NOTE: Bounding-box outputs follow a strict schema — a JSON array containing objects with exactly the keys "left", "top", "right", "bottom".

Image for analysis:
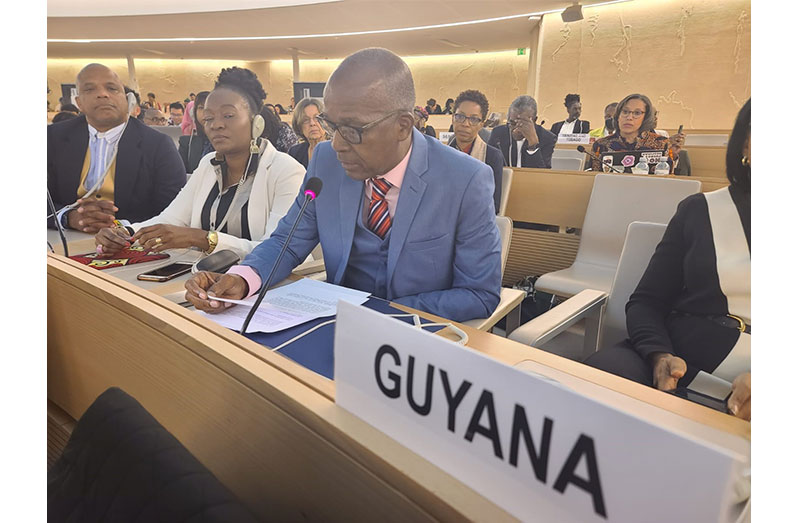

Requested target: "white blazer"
[{"left": 133, "top": 140, "right": 306, "bottom": 259}]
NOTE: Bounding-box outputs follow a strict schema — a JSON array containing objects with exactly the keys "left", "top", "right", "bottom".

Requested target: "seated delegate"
[
  {"left": 585, "top": 99, "right": 752, "bottom": 420},
  {"left": 47, "top": 63, "right": 186, "bottom": 231},
  {"left": 447, "top": 89, "right": 504, "bottom": 213},
  {"left": 488, "top": 94, "right": 556, "bottom": 169},
  {"left": 589, "top": 93, "right": 670, "bottom": 172},
  {"left": 94, "top": 67, "right": 305, "bottom": 260},
  {"left": 185, "top": 48, "right": 502, "bottom": 323},
  {"left": 550, "top": 93, "right": 590, "bottom": 136},
  {"left": 178, "top": 90, "right": 213, "bottom": 174},
  {"left": 287, "top": 97, "right": 329, "bottom": 168}
]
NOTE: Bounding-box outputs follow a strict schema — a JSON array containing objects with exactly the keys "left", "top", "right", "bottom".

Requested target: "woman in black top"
[
  {"left": 441, "top": 98, "right": 454, "bottom": 115},
  {"left": 585, "top": 99, "right": 751, "bottom": 420},
  {"left": 178, "top": 91, "right": 212, "bottom": 174}
]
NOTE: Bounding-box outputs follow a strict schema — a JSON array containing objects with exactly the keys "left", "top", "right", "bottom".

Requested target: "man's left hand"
[
  {"left": 727, "top": 372, "right": 751, "bottom": 421},
  {"left": 669, "top": 131, "right": 686, "bottom": 154}
]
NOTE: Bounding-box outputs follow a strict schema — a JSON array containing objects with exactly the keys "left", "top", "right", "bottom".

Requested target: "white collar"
[{"left": 87, "top": 118, "right": 127, "bottom": 143}]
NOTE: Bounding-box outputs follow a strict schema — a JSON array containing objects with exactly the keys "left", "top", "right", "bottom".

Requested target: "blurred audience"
[{"left": 288, "top": 97, "right": 329, "bottom": 168}]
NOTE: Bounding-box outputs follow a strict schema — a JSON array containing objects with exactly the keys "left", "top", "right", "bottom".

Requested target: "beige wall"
[
  {"left": 534, "top": 0, "right": 751, "bottom": 130},
  {"left": 48, "top": 0, "right": 750, "bottom": 128},
  {"left": 48, "top": 51, "right": 530, "bottom": 115}
]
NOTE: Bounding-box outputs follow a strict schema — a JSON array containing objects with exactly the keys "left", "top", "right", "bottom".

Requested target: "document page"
[{"left": 199, "top": 279, "right": 370, "bottom": 333}]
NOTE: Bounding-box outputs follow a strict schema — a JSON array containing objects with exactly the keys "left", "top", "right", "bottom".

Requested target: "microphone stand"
[
  {"left": 48, "top": 189, "right": 69, "bottom": 257},
  {"left": 240, "top": 192, "right": 315, "bottom": 334}
]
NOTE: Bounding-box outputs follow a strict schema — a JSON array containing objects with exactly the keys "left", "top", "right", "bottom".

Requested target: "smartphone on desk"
[
  {"left": 667, "top": 387, "right": 729, "bottom": 414},
  {"left": 137, "top": 262, "right": 193, "bottom": 282}
]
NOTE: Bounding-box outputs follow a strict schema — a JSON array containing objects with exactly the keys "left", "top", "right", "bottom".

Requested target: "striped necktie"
[
  {"left": 367, "top": 178, "right": 392, "bottom": 239},
  {"left": 85, "top": 133, "right": 109, "bottom": 191}
]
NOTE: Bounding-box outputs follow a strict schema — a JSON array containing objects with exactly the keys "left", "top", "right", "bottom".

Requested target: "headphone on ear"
[
  {"left": 127, "top": 92, "right": 137, "bottom": 114},
  {"left": 251, "top": 114, "right": 265, "bottom": 141}
]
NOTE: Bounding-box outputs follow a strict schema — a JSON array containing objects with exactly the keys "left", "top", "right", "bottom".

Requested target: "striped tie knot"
[{"left": 367, "top": 177, "right": 392, "bottom": 239}]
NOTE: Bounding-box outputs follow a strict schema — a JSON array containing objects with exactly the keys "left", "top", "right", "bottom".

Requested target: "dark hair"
[
  {"left": 190, "top": 92, "right": 196, "bottom": 96},
  {"left": 52, "top": 111, "right": 78, "bottom": 124},
  {"left": 426, "top": 98, "right": 436, "bottom": 106},
  {"left": 214, "top": 67, "right": 266, "bottom": 116},
  {"left": 147, "top": 92, "right": 156, "bottom": 98},
  {"left": 564, "top": 93, "right": 581, "bottom": 108},
  {"left": 604, "top": 102, "right": 618, "bottom": 113},
  {"left": 726, "top": 99, "right": 751, "bottom": 191},
  {"left": 274, "top": 103, "right": 288, "bottom": 114},
  {"left": 193, "top": 91, "right": 210, "bottom": 138},
  {"left": 260, "top": 105, "right": 283, "bottom": 144},
  {"left": 169, "top": 101, "right": 184, "bottom": 112},
  {"left": 453, "top": 89, "right": 490, "bottom": 120},
  {"left": 60, "top": 103, "right": 79, "bottom": 114},
  {"left": 444, "top": 98, "right": 454, "bottom": 108},
  {"left": 613, "top": 93, "right": 656, "bottom": 136}
]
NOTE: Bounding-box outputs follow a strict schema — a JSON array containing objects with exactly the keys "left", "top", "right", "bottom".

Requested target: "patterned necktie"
[
  {"left": 85, "top": 133, "right": 108, "bottom": 191},
  {"left": 367, "top": 178, "right": 392, "bottom": 239}
]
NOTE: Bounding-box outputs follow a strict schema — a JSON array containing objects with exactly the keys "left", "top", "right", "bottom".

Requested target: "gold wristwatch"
[{"left": 205, "top": 230, "right": 219, "bottom": 254}]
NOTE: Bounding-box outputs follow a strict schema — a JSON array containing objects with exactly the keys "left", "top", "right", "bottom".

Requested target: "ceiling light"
[{"left": 48, "top": 0, "right": 633, "bottom": 44}]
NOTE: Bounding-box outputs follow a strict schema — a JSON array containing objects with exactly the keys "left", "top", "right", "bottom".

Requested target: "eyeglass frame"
[
  {"left": 619, "top": 109, "right": 645, "bottom": 119},
  {"left": 452, "top": 112, "right": 485, "bottom": 127},
  {"left": 316, "top": 109, "right": 409, "bottom": 145}
]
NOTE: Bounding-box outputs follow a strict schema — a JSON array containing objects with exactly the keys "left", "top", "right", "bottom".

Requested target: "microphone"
[
  {"left": 577, "top": 145, "right": 623, "bottom": 173},
  {"left": 47, "top": 188, "right": 69, "bottom": 257},
  {"left": 240, "top": 177, "right": 323, "bottom": 334}
]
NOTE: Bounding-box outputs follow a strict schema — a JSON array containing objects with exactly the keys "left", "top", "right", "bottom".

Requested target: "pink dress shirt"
[{"left": 228, "top": 145, "right": 413, "bottom": 297}]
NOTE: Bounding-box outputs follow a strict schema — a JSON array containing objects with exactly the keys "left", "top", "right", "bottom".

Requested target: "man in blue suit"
[{"left": 185, "top": 48, "right": 501, "bottom": 322}]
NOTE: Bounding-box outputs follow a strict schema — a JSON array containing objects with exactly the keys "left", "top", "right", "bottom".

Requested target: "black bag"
[{"left": 496, "top": 276, "right": 560, "bottom": 331}]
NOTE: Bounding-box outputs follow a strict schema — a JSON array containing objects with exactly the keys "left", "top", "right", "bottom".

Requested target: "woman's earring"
[{"left": 741, "top": 156, "right": 750, "bottom": 167}]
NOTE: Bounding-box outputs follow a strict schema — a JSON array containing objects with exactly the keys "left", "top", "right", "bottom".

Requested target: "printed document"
[{"left": 199, "top": 278, "right": 370, "bottom": 333}]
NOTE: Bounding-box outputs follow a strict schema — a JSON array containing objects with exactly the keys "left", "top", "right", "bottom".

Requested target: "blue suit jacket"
[{"left": 240, "top": 128, "right": 502, "bottom": 322}]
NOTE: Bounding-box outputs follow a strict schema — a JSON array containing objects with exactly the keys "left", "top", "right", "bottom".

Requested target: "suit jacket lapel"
[
  {"left": 113, "top": 119, "right": 143, "bottom": 211},
  {"left": 333, "top": 169, "right": 363, "bottom": 284},
  {"left": 387, "top": 130, "right": 428, "bottom": 291},
  {"left": 61, "top": 117, "right": 90, "bottom": 199}
]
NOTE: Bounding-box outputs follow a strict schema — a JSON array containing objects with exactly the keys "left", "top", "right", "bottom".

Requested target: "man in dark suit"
[
  {"left": 488, "top": 95, "right": 556, "bottom": 169},
  {"left": 48, "top": 63, "right": 186, "bottom": 232},
  {"left": 185, "top": 48, "right": 502, "bottom": 322}
]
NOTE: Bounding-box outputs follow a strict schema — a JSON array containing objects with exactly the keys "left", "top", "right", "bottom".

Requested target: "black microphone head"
[
  {"left": 304, "top": 177, "right": 323, "bottom": 200},
  {"left": 577, "top": 145, "right": 586, "bottom": 153}
]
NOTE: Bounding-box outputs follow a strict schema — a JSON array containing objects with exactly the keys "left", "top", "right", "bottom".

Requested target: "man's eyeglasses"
[
  {"left": 316, "top": 110, "right": 407, "bottom": 144},
  {"left": 619, "top": 109, "right": 645, "bottom": 119},
  {"left": 453, "top": 113, "right": 484, "bottom": 126}
]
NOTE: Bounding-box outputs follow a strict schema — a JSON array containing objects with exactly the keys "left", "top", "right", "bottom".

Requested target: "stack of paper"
[{"left": 199, "top": 279, "right": 370, "bottom": 333}]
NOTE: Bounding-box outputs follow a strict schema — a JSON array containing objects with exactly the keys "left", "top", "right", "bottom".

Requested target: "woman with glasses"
[
  {"left": 288, "top": 97, "right": 329, "bottom": 168},
  {"left": 448, "top": 89, "right": 504, "bottom": 214},
  {"left": 589, "top": 93, "right": 670, "bottom": 172}
]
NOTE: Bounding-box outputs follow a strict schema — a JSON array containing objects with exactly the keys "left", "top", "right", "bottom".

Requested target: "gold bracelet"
[{"left": 205, "top": 230, "right": 218, "bottom": 254}]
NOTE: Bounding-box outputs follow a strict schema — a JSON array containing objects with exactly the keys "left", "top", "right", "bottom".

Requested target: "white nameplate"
[
  {"left": 334, "top": 302, "right": 749, "bottom": 522},
  {"left": 557, "top": 132, "right": 591, "bottom": 144},
  {"left": 439, "top": 131, "right": 454, "bottom": 144}
]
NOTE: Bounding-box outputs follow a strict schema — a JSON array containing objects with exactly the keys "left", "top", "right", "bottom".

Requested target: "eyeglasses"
[
  {"left": 316, "top": 110, "right": 407, "bottom": 144},
  {"left": 453, "top": 113, "right": 484, "bottom": 126},
  {"left": 619, "top": 109, "right": 645, "bottom": 119}
]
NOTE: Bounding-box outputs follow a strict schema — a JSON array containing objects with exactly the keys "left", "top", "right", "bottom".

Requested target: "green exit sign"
[{"left": 517, "top": 48, "right": 526, "bottom": 55}]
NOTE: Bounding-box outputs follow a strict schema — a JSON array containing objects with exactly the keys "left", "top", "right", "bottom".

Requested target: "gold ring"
[{"left": 154, "top": 237, "right": 163, "bottom": 245}]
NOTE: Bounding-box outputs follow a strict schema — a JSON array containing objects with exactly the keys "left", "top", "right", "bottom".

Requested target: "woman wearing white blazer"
[{"left": 94, "top": 67, "right": 304, "bottom": 260}]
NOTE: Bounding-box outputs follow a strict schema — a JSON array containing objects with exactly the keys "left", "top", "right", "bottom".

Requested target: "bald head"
[
  {"left": 326, "top": 48, "right": 415, "bottom": 112},
  {"left": 74, "top": 62, "right": 129, "bottom": 131},
  {"left": 76, "top": 63, "right": 121, "bottom": 93}
]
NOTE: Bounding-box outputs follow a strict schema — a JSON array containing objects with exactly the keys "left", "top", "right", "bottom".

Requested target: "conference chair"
[
  {"left": 551, "top": 148, "right": 586, "bottom": 169},
  {"left": 48, "top": 387, "right": 257, "bottom": 522},
  {"left": 509, "top": 222, "right": 666, "bottom": 360},
  {"left": 151, "top": 125, "right": 182, "bottom": 149},
  {"left": 499, "top": 167, "right": 513, "bottom": 216},
  {"left": 551, "top": 156, "right": 583, "bottom": 171},
  {"left": 534, "top": 174, "right": 700, "bottom": 298},
  {"left": 463, "top": 215, "right": 526, "bottom": 334}
]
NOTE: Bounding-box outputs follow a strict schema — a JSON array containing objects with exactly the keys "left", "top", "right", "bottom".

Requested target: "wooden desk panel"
[{"left": 47, "top": 254, "right": 511, "bottom": 522}]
